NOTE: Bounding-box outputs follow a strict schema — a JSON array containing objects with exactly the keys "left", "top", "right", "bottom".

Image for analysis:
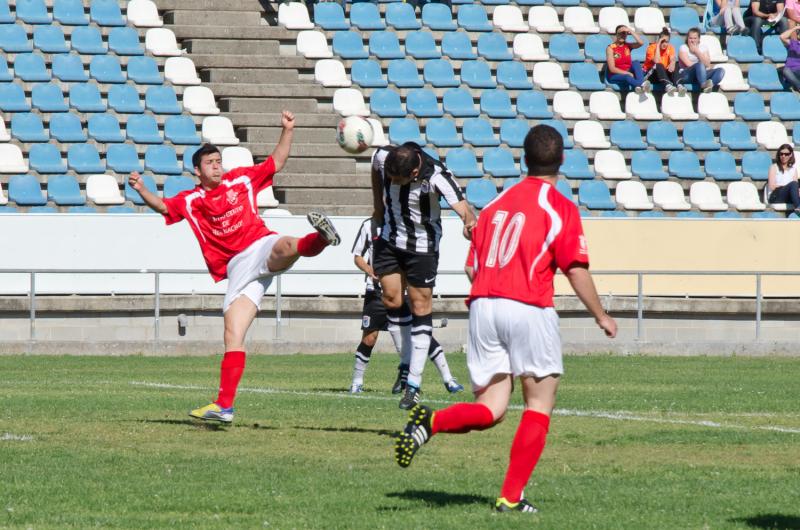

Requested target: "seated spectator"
[
  {"left": 710, "top": 0, "right": 747, "bottom": 34},
  {"left": 644, "top": 27, "right": 686, "bottom": 95},
  {"left": 767, "top": 144, "right": 800, "bottom": 210},
  {"left": 679, "top": 28, "right": 725, "bottom": 92},
  {"left": 786, "top": 0, "right": 800, "bottom": 27},
  {"left": 745, "top": 0, "right": 789, "bottom": 53},
  {"left": 780, "top": 25, "right": 800, "bottom": 91},
  {"left": 606, "top": 25, "right": 650, "bottom": 93}
]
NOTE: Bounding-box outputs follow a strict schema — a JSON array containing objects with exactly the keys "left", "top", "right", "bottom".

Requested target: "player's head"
[
  {"left": 385, "top": 143, "right": 423, "bottom": 185},
  {"left": 523, "top": 124, "right": 563, "bottom": 178},
  {"left": 192, "top": 143, "right": 223, "bottom": 185},
  {"left": 776, "top": 144, "right": 795, "bottom": 171}
]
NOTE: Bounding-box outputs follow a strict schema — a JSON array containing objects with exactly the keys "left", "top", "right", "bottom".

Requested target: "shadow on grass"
[
  {"left": 311, "top": 387, "right": 385, "bottom": 394},
  {"left": 293, "top": 424, "right": 398, "bottom": 437},
  {"left": 136, "top": 419, "right": 228, "bottom": 432},
  {"left": 731, "top": 514, "right": 800, "bottom": 529},
  {"left": 385, "top": 489, "right": 490, "bottom": 508}
]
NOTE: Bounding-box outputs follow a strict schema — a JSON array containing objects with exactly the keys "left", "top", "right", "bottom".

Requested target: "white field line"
[
  {"left": 1, "top": 433, "right": 33, "bottom": 442},
  {"left": 129, "top": 381, "right": 800, "bottom": 434}
]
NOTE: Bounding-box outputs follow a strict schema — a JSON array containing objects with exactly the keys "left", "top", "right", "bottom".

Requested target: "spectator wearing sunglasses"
[{"left": 767, "top": 144, "right": 800, "bottom": 210}]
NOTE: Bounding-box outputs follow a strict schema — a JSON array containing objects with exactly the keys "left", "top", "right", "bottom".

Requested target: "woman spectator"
[
  {"left": 606, "top": 25, "right": 650, "bottom": 93},
  {"left": 785, "top": 0, "right": 800, "bottom": 27},
  {"left": 767, "top": 144, "right": 800, "bottom": 210},
  {"left": 779, "top": 25, "right": 800, "bottom": 92},
  {"left": 679, "top": 28, "right": 725, "bottom": 92},
  {"left": 711, "top": 0, "right": 747, "bottom": 34},
  {"left": 644, "top": 27, "right": 686, "bottom": 95}
]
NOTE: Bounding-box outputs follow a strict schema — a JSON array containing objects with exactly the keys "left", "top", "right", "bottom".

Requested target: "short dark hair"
[
  {"left": 523, "top": 124, "right": 563, "bottom": 177},
  {"left": 686, "top": 27, "right": 701, "bottom": 40},
  {"left": 659, "top": 27, "right": 671, "bottom": 37},
  {"left": 192, "top": 143, "right": 220, "bottom": 169},
  {"left": 615, "top": 25, "right": 627, "bottom": 34},
  {"left": 384, "top": 143, "right": 421, "bottom": 180}
]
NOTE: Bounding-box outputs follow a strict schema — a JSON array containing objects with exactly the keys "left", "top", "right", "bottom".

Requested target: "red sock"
[
  {"left": 215, "top": 350, "right": 246, "bottom": 409},
  {"left": 296, "top": 232, "right": 328, "bottom": 257},
  {"left": 431, "top": 403, "right": 495, "bottom": 434},
  {"left": 499, "top": 410, "right": 550, "bottom": 503}
]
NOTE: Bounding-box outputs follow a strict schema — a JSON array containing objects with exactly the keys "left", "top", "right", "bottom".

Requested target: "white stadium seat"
[
  {"left": 528, "top": 6, "right": 564, "bottom": 33},
  {"left": 278, "top": 2, "right": 314, "bottom": 30},
  {"left": 0, "top": 144, "right": 28, "bottom": 172},
  {"left": 492, "top": 5, "right": 528, "bottom": 32},
  {"left": 700, "top": 35, "right": 728, "bottom": 62},
  {"left": 718, "top": 63, "right": 750, "bottom": 91},
  {"left": 314, "top": 59, "right": 351, "bottom": 87},
  {"left": 367, "top": 118, "right": 389, "bottom": 146},
  {"left": 589, "top": 91, "right": 626, "bottom": 120},
  {"left": 653, "top": 181, "right": 691, "bottom": 211},
  {"left": 0, "top": 117, "right": 10, "bottom": 142},
  {"left": 553, "top": 91, "right": 590, "bottom": 120},
  {"left": 697, "top": 93, "right": 735, "bottom": 120},
  {"left": 333, "top": 88, "right": 370, "bottom": 117},
  {"left": 661, "top": 93, "right": 699, "bottom": 120},
  {"left": 727, "top": 182, "right": 766, "bottom": 211},
  {"left": 615, "top": 181, "right": 654, "bottom": 210},
  {"left": 164, "top": 57, "right": 201, "bottom": 85},
  {"left": 756, "top": 122, "right": 791, "bottom": 150},
  {"left": 634, "top": 7, "right": 666, "bottom": 34},
  {"left": 594, "top": 150, "right": 632, "bottom": 179},
  {"left": 573, "top": 120, "right": 610, "bottom": 148},
  {"left": 257, "top": 186, "right": 280, "bottom": 208},
  {"left": 598, "top": 7, "right": 629, "bottom": 34},
  {"left": 625, "top": 92, "right": 662, "bottom": 120},
  {"left": 145, "top": 28, "right": 182, "bottom": 56},
  {"left": 126, "top": 0, "right": 163, "bottom": 27},
  {"left": 513, "top": 34, "right": 549, "bottom": 61},
  {"left": 297, "top": 30, "right": 333, "bottom": 59},
  {"left": 690, "top": 182, "right": 728, "bottom": 211},
  {"left": 86, "top": 175, "right": 125, "bottom": 205},
  {"left": 182, "top": 86, "right": 220, "bottom": 116},
  {"left": 221, "top": 146, "right": 254, "bottom": 172},
  {"left": 201, "top": 116, "right": 240, "bottom": 145},
  {"left": 533, "top": 62, "right": 569, "bottom": 89},
  {"left": 563, "top": 7, "right": 599, "bottom": 34},
  {"left": 0, "top": 183, "right": 7, "bottom": 205}
]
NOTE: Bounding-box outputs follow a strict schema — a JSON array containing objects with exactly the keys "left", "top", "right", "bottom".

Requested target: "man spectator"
[{"left": 745, "top": 0, "right": 789, "bottom": 54}]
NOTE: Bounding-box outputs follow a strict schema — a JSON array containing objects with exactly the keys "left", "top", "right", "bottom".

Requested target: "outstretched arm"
[
  {"left": 563, "top": 264, "right": 617, "bottom": 337},
  {"left": 129, "top": 172, "right": 167, "bottom": 215},
  {"left": 270, "top": 110, "right": 295, "bottom": 173},
  {"left": 451, "top": 200, "right": 477, "bottom": 240}
]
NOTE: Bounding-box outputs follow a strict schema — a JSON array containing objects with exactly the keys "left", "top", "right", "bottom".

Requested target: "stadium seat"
[
  {"left": 698, "top": 35, "right": 728, "bottom": 62},
  {"left": 461, "top": 60, "right": 497, "bottom": 88},
  {"left": 54, "top": 0, "right": 89, "bottom": 25},
  {"left": 164, "top": 57, "right": 201, "bottom": 85},
  {"left": 742, "top": 151, "right": 771, "bottom": 181},
  {"left": 277, "top": 1, "right": 313, "bottom": 29},
  {"left": 734, "top": 93, "right": 770, "bottom": 121},
  {"left": 0, "top": 0, "right": 12, "bottom": 22},
  {"left": 441, "top": 88, "right": 477, "bottom": 117},
  {"left": 33, "top": 26, "right": 69, "bottom": 53},
  {"left": 51, "top": 53, "right": 86, "bottom": 82},
  {"left": 351, "top": 3, "right": 384, "bottom": 30},
  {"left": 669, "top": 7, "right": 700, "bottom": 34},
  {"left": 69, "top": 84, "right": 106, "bottom": 112},
  {"left": 756, "top": 121, "right": 790, "bottom": 150},
  {"left": 763, "top": 35, "right": 787, "bottom": 62},
  {"left": 164, "top": 116, "right": 200, "bottom": 145},
  {"left": 386, "top": 2, "right": 420, "bottom": 30},
  {"left": 109, "top": 27, "right": 144, "bottom": 55},
  {"left": 0, "top": 144, "right": 28, "bottom": 172},
  {"left": 127, "top": 0, "right": 163, "bottom": 27},
  {"left": 533, "top": 62, "right": 569, "bottom": 89},
  {"left": 422, "top": 3, "right": 456, "bottom": 31},
  {"left": 389, "top": 119, "right": 425, "bottom": 145},
  {"left": 370, "top": 88, "right": 405, "bottom": 117},
  {"left": 11, "top": 113, "right": 48, "bottom": 142},
  {"left": 616, "top": 181, "right": 653, "bottom": 210},
  {"left": 683, "top": 121, "right": 721, "bottom": 150},
  {"left": 333, "top": 31, "right": 368, "bottom": 59},
  {"left": 502, "top": 177, "right": 520, "bottom": 191},
  {"left": 529, "top": 6, "right": 565, "bottom": 32},
  {"left": 48, "top": 174, "right": 85, "bottom": 206},
  {"left": 517, "top": 91, "right": 553, "bottom": 119},
  {"left": 215, "top": 147, "right": 253, "bottom": 174},
  {"left": 770, "top": 92, "right": 800, "bottom": 120},
  {"left": 8, "top": 174, "right": 46, "bottom": 206},
  {"left": 0, "top": 56, "right": 10, "bottom": 81},
  {"left": 638, "top": 210, "right": 666, "bottom": 218},
  {"left": 483, "top": 147, "right": 518, "bottom": 177},
  {"left": 549, "top": 34, "right": 584, "bottom": 62},
  {"left": 631, "top": 150, "right": 668, "bottom": 180},
  {"left": 610, "top": 121, "right": 646, "bottom": 149},
  {"left": 584, "top": 34, "right": 613, "bottom": 62},
  {"left": 589, "top": 92, "right": 626, "bottom": 120},
  {"left": 480, "top": 89, "right": 515, "bottom": 118},
  {"left": 351, "top": 59, "right": 387, "bottom": 88},
  {"left": 29, "top": 144, "right": 67, "bottom": 173},
  {"left": 0, "top": 82, "right": 30, "bottom": 112},
  {"left": 675, "top": 211, "right": 704, "bottom": 218},
  {"left": 426, "top": 118, "right": 462, "bottom": 147},
  {"left": 108, "top": 84, "right": 144, "bottom": 114},
  {"left": 0, "top": 23, "right": 32, "bottom": 52},
  {"left": 124, "top": 173, "right": 158, "bottom": 205},
  {"left": 633, "top": 7, "right": 666, "bottom": 34},
  {"left": 696, "top": 93, "right": 734, "bottom": 120},
  {"left": 513, "top": 34, "right": 548, "bottom": 61},
  {"left": 720, "top": 121, "right": 757, "bottom": 150},
  {"left": 146, "top": 86, "right": 181, "bottom": 114},
  {"left": 653, "top": 181, "right": 691, "bottom": 210},
  {"left": 91, "top": 0, "right": 125, "bottom": 25},
  {"left": 126, "top": 114, "right": 162, "bottom": 144},
  {"left": 563, "top": 6, "right": 599, "bottom": 33},
  {"left": 477, "top": 32, "right": 513, "bottom": 60},
  {"left": 541, "top": 119, "right": 574, "bottom": 148},
  {"left": 369, "top": 31, "right": 404, "bottom": 59},
  {"left": 68, "top": 145, "right": 104, "bottom": 173},
  {"left": 556, "top": 179, "right": 576, "bottom": 203},
  {"left": 647, "top": 122, "right": 684, "bottom": 150},
  {"left": 144, "top": 28, "right": 182, "bottom": 56},
  {"left": 466, "top": 179, "right": 498, "bottom": 208},
  {"left": 573, "top": 120, "right": 610, "bottom": 149},
  {"left": 405, "top": 31, "right": 441, "bottom": 59},
  {"left": 669, "top": 151, "right": 705, "bottom": 179},
  {"left": 446, "top": 148, "right": 483, "bottom": 177},
  {"left": 458, "top": 5, "right": 492, "bottom": 31},
  {"left": 315, "top": 59, "right": 350, "bottom": 87},
  {"left": 661, "top": 94, "right": 699, "bottom": 120},
  {"left": 314, "top": 3, "right": 348, "bottom": 30},
  {"left": 202, "top": 116, "right": 239, "bottom": 145},
  {"left": 491, "top": 61, "right": 528, "bottom": 90},
  {"left": 88, "top": 114, "right": 124, "bottom": 143},
  {"left": 420, "top": 61, "right": 457, "bottom": 89},
  {"left": 14, "top": 53, "right": 50, "bottom": 82},
  {"left": 553, "top": 91, "right": 590, "bottom": 120},
  {"left": 406, "top": 88, "right": 442, "bottom": 117},
  {"left": 70, "top": 26, "right": 106, "bottom": 54},
  {"left": 625, "top": 93, "right": 662, "bottom": 120},
  {"left": 297, "top": 30, "right": 332, "bottom": 59},
  {"left": 256, "top": 187, "right": 280, "bottom": 208},
  {"left": 560, "top": 149, "right": 594, "bottom": 179},
  {"left": 388, "top": 59, "right": 423, "bottom": 88},
  {"left": 442, "top": 31, "right": 477, "bottom": 59},
  {"left": 621, "top": 0, "right": 649, "bottom": 6},
  {"left": 715, "top": 211, "right": 743, "bottom": 218},
  {"left": 705, "top": 151, "right": 742, "bottom": 181},
  {"left": 751, "top": 211, "right": 781, "bottom": 218},
  {"left": 690, "top": 181, "right": 727, "bottom": 211},
  {"left": 333, "top": 88, "right": 369, "bottom": 117},
  {"left": 727, "top": 181, "right": 765, "bottom": 211},
  {"left": 367, "top": 118, "right": 388, "bottom": 147},
  {"left": 0, "top": 117, "right": 8, "bottom": 141},
  {"left": 499, "top": 119, "right": 529, "bottom": 148},
  {"left": 726, "top": 35, "right": 763, "bottom": 62},
  {"left": 493, "top": 5, "right": 527, "bottom": 32},
  {"left": 579, "top": 180, "right": 615, "bottom": 209},
  {"left": 716, "top": 64, "right": 749, "bottom": 91},
  {"left": 16, "top": 0, "right": 50, "bottom": 23},
  {"left": 748, "top": 63, "right": 783, "bottom": 90},
  {"left": 106, "top": 144, "right": 143, "bottom": 173},
  {"left": 90, "top": 55, "right": 125, "bottom": 83},
  {"left": 145, "top": 145, "right": 182, "bottom": 174},
  {"left": 568, "top": 63, "right": 605, "bottom": 91},
  {"left": 594, "top": 150, "right": 632, "bottom": 179},
  {"left": 598, "top": 7, "right": 629, "bottom": 33},
  {"left": 32, "top": 83, "right": 67, "bottom": 113},
  {"left": 107, "top": 206, "right": 137, "bottom": 214},
  {"left": 51, "top": 113, "right": 87, "bottom": 142},
  {"left": 86, "top": 174, "right": 125, "bottom": 205}
]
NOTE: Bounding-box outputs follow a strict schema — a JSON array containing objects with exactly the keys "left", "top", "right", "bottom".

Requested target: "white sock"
[
  {"left": 407, "top": 313, "right": 432, "bottom": 388},
  {"left": 428, "top": 338, "right": 453, "bottom": 383}
]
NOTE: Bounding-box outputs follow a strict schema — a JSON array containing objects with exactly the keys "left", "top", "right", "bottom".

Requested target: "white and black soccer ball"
[{"left": 336, "top": 116, "right": 374, "bottom": 154}]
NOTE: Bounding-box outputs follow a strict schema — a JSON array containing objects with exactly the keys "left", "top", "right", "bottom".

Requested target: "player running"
[
  {"left": 129, "top": 111, "right": 341, "bottom": 424},
  {"left": 349, "top": 217, "right": 463, "bottom": 395},
  {"left": 392, "top": 125, "right": 617, "bottom": 514}
]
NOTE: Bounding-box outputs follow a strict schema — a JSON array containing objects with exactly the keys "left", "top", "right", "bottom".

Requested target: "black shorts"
[
  {"left": 372, "top": 238, "right": 439, "bottom": 288},
  {"left": 361, "top": 290, "right": 388, "bottom": 331}
]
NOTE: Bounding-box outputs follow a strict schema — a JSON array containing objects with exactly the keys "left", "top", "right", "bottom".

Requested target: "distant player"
[
  {"left": 371, "top": 143, "right": 477, "bottom": 409},
  {"left": 129, "top": 111, "right": 341, "bottom": 424},
  {"left": 393, "top": 125, "right": 617, "bottom": 514},
  {"left": 349, "top": 217, "right": 463, "bottom": 395}
]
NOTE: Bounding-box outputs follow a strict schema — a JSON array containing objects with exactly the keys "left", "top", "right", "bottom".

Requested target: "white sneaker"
[
  {"left": 666, "top": 83, "right": 677, "bottom": 95},
  {"left": 634, "top": 85, "right": 643, "bottom": 95},
  {"left": 702, "top": 80, "right": 714, "bottom": 93},
  {"left": 678, "top": 84, "right": 687, "bottom": 97},
  {"left": 349, "top": 383, "right": 364, "bottom": 394},
  {"left": 642, "top": 80, "right": 652, "bottom": 94}
]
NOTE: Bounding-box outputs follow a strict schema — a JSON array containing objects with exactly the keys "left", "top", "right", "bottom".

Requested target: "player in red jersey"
[
  {"left": 129, "top": 111, "right": 341, "bottom": 424},
  {"left": 393, "top": 124, "right": 617, "bottom": 514}
]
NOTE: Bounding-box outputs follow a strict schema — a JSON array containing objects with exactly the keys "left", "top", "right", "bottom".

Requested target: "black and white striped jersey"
[
  {"left": 372, "top": 144, "right": 464, "bottom": 255},
  {"left": 351, "top": 217, "right": 379, "bottom": 292}
]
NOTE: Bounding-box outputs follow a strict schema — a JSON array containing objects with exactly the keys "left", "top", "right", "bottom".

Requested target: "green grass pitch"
[{"left": 1, "top": 354, "right": 799, "bottom": 529}]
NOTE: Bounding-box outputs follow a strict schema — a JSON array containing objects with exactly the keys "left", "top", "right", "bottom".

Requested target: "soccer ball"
[{"left": 336, "top": 116, "right": 374, "bottom": 154}]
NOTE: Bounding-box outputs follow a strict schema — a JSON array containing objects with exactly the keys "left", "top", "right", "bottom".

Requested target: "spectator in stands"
[
  {"left": 744, "top": 0, "right": 788, "bottom": 54},
  {"left": 711, "top": 0, "right": 747, "bottom": 34},
  {"left": 679, "top": 28, "right": 725, "bottom": 92},
  {"left": 767, "top": 144, "right": 800, "bottom": 210},
  {"left": 643, "top": 27, "right": 686, "bottom": 96},
  {"left": 785, "top": 0, "right": 800, "bottom": 27},
  {"left": 606, "top": 25, "right": 650, "bottom": 93},
  {"left": 780, "top": 25, "right": 800, "bottom": 91}
]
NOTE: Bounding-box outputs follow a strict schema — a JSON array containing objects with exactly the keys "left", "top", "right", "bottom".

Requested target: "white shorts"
[
  {"left": 223, "top": 234, "right": 283, "bottom": 313},
  {"left": 467, "top": 298, "right": 562, "bottom": 391}
]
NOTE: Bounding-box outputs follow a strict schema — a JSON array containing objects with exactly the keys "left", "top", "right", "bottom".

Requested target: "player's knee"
[
  {"left": 409, "top": 298, "right": 432, "bottom": 315},
  {"left": 362, "top": 331, "right": 379, "bottom": 347},
  {"left": 382, "top": 294, "right": 403, "bottom": 310},
  {"left": 272, "top": 237, "right": 295, "bottom": 259}
]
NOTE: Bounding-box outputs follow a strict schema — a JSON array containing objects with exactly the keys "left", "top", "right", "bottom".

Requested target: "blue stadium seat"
[
  {"left": 90, "top": 55, "right": 125, "bottom": 83},
  {"left": 517, "top": 0, "right": 545, "bottom": 4},
  {"left": 70, "top": 26, "right": 106, "bottom": 54},
  {"left": 50, "top": 113, "right": 87, "bottom": 142},
  {"left": 497, "top": 61, "right": 532, "bottom": 89},
  {"left": 406, "top": 88, "right": 443, "bottom": 117},
  {"left": 727, "top": 35, "right": 763, "bottom": 62},
  {"left": 145, "top": 145, "right": 182, "bottom": 175},
  {"left": 569, "top": 63, "right": 605, "bottom": 90},
  {"left": 517, "top": 91, "right": 553, "bottom": 119},
  {"left": 579, "top": 180, "right": 615, "bottom": 209},
  {"left": 32, "top": 83, "right": 68, "bottom": 112},
  {"left": 638, "top": 211, "right": 666, "bottom": 217},
  {"left": 442, "top": 87, "right": 479, "bottom": 117},
  {"left": 714, "top": 211, "right": 742, "bottom": 219},
  {"left": 405, "top": 31, "right": 441, "bottom": 59},
  {"left": 126, "top": 56, "right": 163, "bottom": 84},
  {"left": 9, "top": 175, "right": 46, "bottom": 206},
  {"left": 17, "top": 0, "right": 50, "bottom": 23},
  {"left": 586, "top": 0, "right": 615, "bottom": 5},
  {"left": 11, "top": 113, "right": 48, "bottom": 142},
  {"left": 351, "top": 3, "right": 385, "bottom": 30},
  {"left": 33, "top": 26, "right": 69, "bottom": 53},
  {"left": 549, "top": 34, "right": 584, "bottom": 62},
  {"left": 88, "top": 114, "right": 124, "bottom": 142},
  {"left": 502, "top": 177, "right": 520, "bottom": 191},
  {"left": 601, "top": 210, "right": 628, "bottom": 218},
  {"left": 426, "top": 118, "right": 462, "bottom": 147},
  {"left": 0, "top": 206, "right": 19, "bottom": 213},
  {"left": 499, "top": 119, "right": 529, "bottom": 148},
  {"left": 125, "top": 173, "right": 158, "bottom": 205},
  {"left": 676, "top": 211, "right": 704, "bottom": 218},
  {"left": 146, "top": 86, "right": 181, "bottom": 114},
  {"left": 560, "top": 149, "right": 594, "bottom": 179},
  {"left": 0, "top": 82, "right": 30, "bottom": 111},
  {"left": 540, "top": 119, "right": 574, "bottom": 148},
  {"left": 29, "top": 144, "right": 67, "bottom": 173},
  {"left": 742, "top": 151, "right": 771, "bottom": 180},
  {"left": 0, "top": 0, "right": 11, "bottom": 23},
  {"left": 0, "top": 56, "right": 10, "bottom": 81},
  {"left": 720, "top": 121, "right": 757, "bottom": 150},
  {"left": 556, "top": 179, "right": 576, "bottom": 203},
  {"left": 751, "top": 211, "right": 780, "bottom": 218},
  {"left": 107, "top": 206, "right": 137, "bottom": 214},
  {"left": 109, "top": 27, "right": 144, "bottom": 55},
  {"left": 763, "top": 35, "right": 787, "bottom": 62},
  {"left": 477, "top": 32, "right": 512, "bottom": 60},
  {"left": 422, "top": 2, "right": 456, "bottom": 31},
  {"left": 631, "top": 150, "right": 668, "bottom": 180},
  {"left": 333, "top": 31, "right": 368, "bottom": 59},
  {"left": 369, "top": 31, "right": 404, "bottom": 59},
  {"left": 108, "top": 84, "right": 144, "bottom": 114},
  {"left": 705, "top": 151, "right": 742, "bottom": 181},
  {"left": 90, "top": 0, "right": 125, "bottom": 26},
  {"left": 387, "top": 59, "right": 424, "bottom": 88},
  {"left": 794, "top": 123, "right": 800, "bottom": 145},
  {"left": 183, "top": 148, "right": 199, "bottom": 172},
  {"left": 553, "top": 0, "right": 580, "bottom": 5},
  {"left": 668, "top": 151, "right": 705, "bottom": 179},
  {"left": 446, "top": 148, "right": 483, "bottom": 177},
  {"left": 670, "top": 7, "right": 701, "bottom": 34},
  {"left": 423, "top": 59, "right": 459, "bottom": 87},
  {"left": 647, "top": 122, "right": 684, "bottom": 150},
  {"left": 48, "top": 174, "right": 85, "bottom": 205},
  {"left": 734, "top": 93, "right": 770, "bottom": 121},
  {"left": 53, "top": 0, "right": 89, "bottom": 25},
  {"left": 466, "top": 179, "right": 498, "bottom": 208},
  {"left": 682, "top": 121, "right": 720, "bottom": 150},
  {"left": 69, "top": 83, "right": 106, "bottom": 112},
  {"left": 314, "top": 3, "right": 349, "bottom": 30},
  {"left": 423, "top": 147, "right": 441, "bottom": 161},
  {"left": 610, "top": 121, "right": 647, "bottom": 150},
  {"left": 585, "top": 34, "right": 613, "bottom": 62},
  {"left": 126, "top": 114, "right": 163, "bottom": 144},
  {"left": 106, "top": 144, "right": 143, "bottom": 173},
  {"left": 165, "top": 116, "right": 201, "bottom": 145},
  {"left": 657, "top": 0, "right": 686, "bottom": 6},
  {"left": 351, "top": 59, "right": 387, "bottom": 88},
  {"left": 386, "top": 2, "right": 421, "bottom": 30},
  {"left": 68, "top": 144, "right": 105, "bottom": 173},
  {"left": 14, "top": 53, "right": 50, "bottom": 81},
  {"left": 370, "top": 88, "right": 405, "bottom": 117},
  {"left": 480, "top": 89, "right": 516, "bottom": 118},
  {"left": 458, "top": 4, "right": 492, "bottom": 31},
  {"left": 749, "top": 64, "right": 783, "bottom": 90},
  {"left": 463, "top": 118, "right": 499, "bottom": 146},
  {"left": 442, "top": 31, "right": 477, "bottom": 59},
  {"left": 164, "top": 175, "right": 196, "bottom": 198},
  {"left": 770, "top": 92, "right": 800, "bottom": 120},
  {"left": 52, "top": 53, "right": 87, "bottom": 82},
  {"left": 389, "top": 119, "right": 425, "bottom": 145},
  {"left": 67, "top": 206, "right": 97, "bottom": 213},
  {"left": 460, "top": 60, "right": 497, "bottom": 88},
  {"left": 0, "top": 23, "right": 32, "bottom": 52}
]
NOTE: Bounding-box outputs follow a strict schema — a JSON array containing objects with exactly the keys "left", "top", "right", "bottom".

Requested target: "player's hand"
[
  {"left": 596, "top": 313, "right": 617, "bottom": 338},
  {"left": 281, "top": 110, "right": 295, "bottom": 131},
  {"left": 128, "top": 171, "right": 144, "bottom": 192},
  {"left": 462, "top": 219, "right": 476, "bottom": 240}
]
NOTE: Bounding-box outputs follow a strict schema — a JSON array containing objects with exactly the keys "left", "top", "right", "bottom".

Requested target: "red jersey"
[
  {"left": 610, "top": 42, "right": 632, "bottom": 72},
  {"left": 162, "top": 158, "right": 277, "bottom": 282},
  {"left": 468, "top": 177, "right": 589, "bottom": 308}
]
